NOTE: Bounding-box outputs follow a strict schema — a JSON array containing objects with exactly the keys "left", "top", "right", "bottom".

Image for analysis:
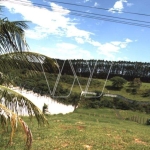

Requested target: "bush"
[
  {"left": 110, "top": 76, "right": 127, "bottom": 89},
  {"left": 99, "top": 97, "right": 113, "bottom": 108},
  {"left": 142, "top": 89, "right": 150, "bottom": 97},
  {"left": 42, "top": 103, "right": 48, "bottom": 114},
  {"left": 90, "top": 101, "right": 100, "bottom": 108},
  {"left": 146, "top": 119, "right": 150, "bottom": 125}
]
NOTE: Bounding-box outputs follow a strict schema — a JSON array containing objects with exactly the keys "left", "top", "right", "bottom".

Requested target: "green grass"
[
  {"left": 1, "top": 108, "right": 150, "bottom": 150},
  {"left": 62, "top": 77, "right": 150, "bottom": 101},
  {"left": 105, "top": 82, "right": 150, "bottom": 101},
  {"left": 53, "top": 74, "right": 150, "bottom": 101}
]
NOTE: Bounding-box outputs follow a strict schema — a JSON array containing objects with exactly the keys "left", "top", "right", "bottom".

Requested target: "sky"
[{"left": 1, "top": 0, "right": 150, "bottom": 62}]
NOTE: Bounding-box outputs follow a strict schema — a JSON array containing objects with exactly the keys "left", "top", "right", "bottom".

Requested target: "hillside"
[
  {"left": 1, "top": 108, "right": 150, "bottom": 150},
  {"left": 1, "top": 68, "right": 149, "bottom": 114}
]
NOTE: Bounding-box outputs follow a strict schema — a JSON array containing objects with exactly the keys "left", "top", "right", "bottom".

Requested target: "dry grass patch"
[
  {"left": 134, "top": 138, "right": 148, "bottom": 145},
  {"left": 83, "top": 144, "right": 92, "bottom": 150}
]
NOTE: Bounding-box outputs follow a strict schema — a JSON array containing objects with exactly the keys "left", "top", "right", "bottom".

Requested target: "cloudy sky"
[{"left": 1, "top": 0, "right": 150, "bottom": 62}]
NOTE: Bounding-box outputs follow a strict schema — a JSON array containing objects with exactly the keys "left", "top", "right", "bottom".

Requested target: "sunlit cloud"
[
  {"left": 96, "top": 38, "right": 133, "bottom": 60},
  {"left": 108, "top": 0, "right": 127, "bottom": 13}
]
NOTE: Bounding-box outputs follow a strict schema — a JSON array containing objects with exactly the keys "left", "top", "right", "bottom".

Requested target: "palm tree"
[{"left": 0, "top": 8, "right": 55, "bottom": 149}]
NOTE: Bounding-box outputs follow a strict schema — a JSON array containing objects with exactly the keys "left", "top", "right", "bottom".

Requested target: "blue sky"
[{"left": 1, "top": 0, "right": 150, "bottom": 62}]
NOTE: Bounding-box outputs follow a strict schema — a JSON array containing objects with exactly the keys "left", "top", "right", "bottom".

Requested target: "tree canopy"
[{"left": 110, "top": 76, "right": 127, "bottom": 89}]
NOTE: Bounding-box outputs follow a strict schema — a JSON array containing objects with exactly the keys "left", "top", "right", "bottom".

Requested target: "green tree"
[
  {"left": 110, "top": 76, "right": 127, "bottom": 89},
  {"left": 130, "top": 78, "right": 142, "bottom": 88},
  {"left": 70, "top": 92, "right": 80, "bottom": 110}
]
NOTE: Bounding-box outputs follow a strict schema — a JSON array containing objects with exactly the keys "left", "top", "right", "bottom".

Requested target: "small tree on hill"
[
  {"left": 110, "top": 76, "right": 127, "bottom": 89},
  {"left": 129, "top": 78, "right": 142, "bottom": 88}
]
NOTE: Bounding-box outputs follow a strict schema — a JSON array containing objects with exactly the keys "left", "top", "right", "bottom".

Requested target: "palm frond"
[
  {"left": 0, "top": 18, "right": 29, "bottom": 54},
  {"left": 0, "top": 52, "right": 58, "bottom": 75},
  {"left": 0, "top": 103, "right": 32, "bottom": 149},
  {"left": 0, "top": 85, "right": 48, "bottom": 148},
  {"left": 19, "top": 117, "right": 33, "bottom": 149},
  {"left": 0, "top": 85, "right": 48, "bottom": 125}
]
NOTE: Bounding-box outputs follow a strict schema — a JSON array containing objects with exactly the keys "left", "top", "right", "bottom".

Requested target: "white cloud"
[
  {"left": 95, "top": 38, "right": 133, "bottom": 60},
  {"left": 111, "top": 41, "right": 122, "bottom": 46},
  {"left": 1, "top": 0, "right": 134, "bottom": 60},
  {"left": 84, "top": 0, "right": 90, "bottom": 3},
  {"left": 76, "top": 37, "right": 133, "bottom": 60},
  {"left": 99, "top": 43, "right": 120, "bottom": 53},
  {"left": 38, "top": 43, "right": 93, "bottom": 59},
  {"left": 25, "top": 29, "right": 47, "bottom": 40},
  {"left": 108, "top": 0, "right": 127, "bottom": 13},
  {"left": 87, "top": 39, "right": 101, "bottom": 47},
  {"left": 50, "top": 3, "right": 70, "bottom": 15},
  {"left": 1, "top": 0, "right": 92, "bottom": 42},
  {"left": 66, "top": 25, "right": 91, "bottom": 39},
  {"left": 125, "top": 38, "right": 132, "bottom": 43},
  {"left": 56, "top": 43, "right": 77, "bottom": 50},
  {"left": 94, "top": 2, "right": 99, "bottom": 7},
  {"left": 75, "top": 37, "right": 85, "bottom": 44}
]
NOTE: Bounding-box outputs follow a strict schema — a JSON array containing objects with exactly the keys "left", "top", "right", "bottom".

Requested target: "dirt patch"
[
  {"left": 60, "top": 125, "right": 73, "bottom": 130},
  {"left": 76, "top": 121, "right": 84, "bottom": 125},
  {"left": 83, "top": 144, "right": 92, "bottom": 150},
  {"left": 61, "top": 143, "right": 68, "bottom": 148},
  {"left": 134, "top": 138, "right": 147, "bottom": 145},
  {"left": 106, "top": 134, "right": 111, "bottom": 137},
  {"left": 77, "top": 125, "right": 85, "bottom": 131},
  {"left": 60, "top": 125, "right": 85, "bottom": 131}
]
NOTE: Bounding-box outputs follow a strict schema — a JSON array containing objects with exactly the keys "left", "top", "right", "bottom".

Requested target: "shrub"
[
  {"left": 43, "top": 103, "right": 48, "bottom": 114},
  {"left": 110, "top": 76, "right": 127, "bottom": 89},
  {"left": 142, "top": 89, "right": 150, "bottom": 97},
  {"left": 146, "top": 119, "right": 150, "bottom": 125}
]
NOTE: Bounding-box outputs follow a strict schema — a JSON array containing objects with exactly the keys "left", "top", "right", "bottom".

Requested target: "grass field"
[{"left": 1, "top": 108, "right": 150, "bottom": 150}]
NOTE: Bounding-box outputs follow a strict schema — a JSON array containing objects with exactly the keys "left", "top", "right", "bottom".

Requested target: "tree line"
[
  {"left": 54, "top": 59, "right": 150, "bottom": 82},
  {"left": 3, "top": 57, "right": 150, "bottom": 82}
]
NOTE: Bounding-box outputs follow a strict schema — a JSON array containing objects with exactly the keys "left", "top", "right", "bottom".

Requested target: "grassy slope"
[{"left": 1, "top": 108, "right": 150, "bottom": 150}]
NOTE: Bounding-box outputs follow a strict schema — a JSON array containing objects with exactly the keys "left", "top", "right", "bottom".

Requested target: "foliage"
[
  {"left": 80, "top": 95, "right": 150, "bottom": 114},
  {"left": 129, "top": 78, "right": 142, "bottom": 88},
  {"left": 0, "top": 52, "right": 58, "bottom": 148},
  {"left": 0, "top": 86, "right": 48, "bottom": 148},
  {"left": 131, "top": 88, "right": 137, "bottom": 94},
  {"left": 54, "top": 59, "right": 150, "bottom": 82},
  {"left": 42, "top": 103, "right": 48, "bottom": 114},
  {"left": 110, "top": 76, "right": 127, "bottom": 89},
  {"left": 0, "top": 17, "right": 29, "bottom": 54},
  {"left": 146, "top": 118, "right": 150, "bottom": 125},
  {"left": 0, "top": 103, "right": 32, "bottom": 149},
  {"left": 142, "top": 89, "right": 150, "bottom": 97},
  {"left": 0, "top": 72, "right": 4, "bottom": 85}
]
